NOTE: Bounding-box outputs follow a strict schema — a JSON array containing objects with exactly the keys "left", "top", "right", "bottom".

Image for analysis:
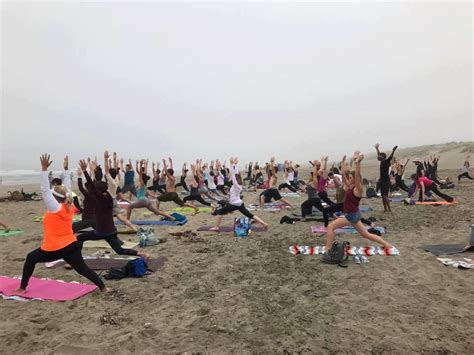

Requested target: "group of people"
[{"left": 9, "top": 147, "right": 472, "bottom": 294}]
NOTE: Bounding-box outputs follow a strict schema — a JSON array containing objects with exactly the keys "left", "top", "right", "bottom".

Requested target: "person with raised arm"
[
  {"left": 104, "top": 151, "right": 137, "bottom": 232},
  {"left": 120, "top": 158, "right": 137, "bottom": 198},
  {"left": 375, "top": 143, "right": 398, "bottom": 212},
  {"left": 458, "top": 159, "right": 473, "bottom": 182},
  {"left": 16, "top": 154, "right": 109, "bottom": 293},
  {"left": 278, "top": 160, "right": 298, "bottom": 193},
  {"left": 126, "top": 160, "right": 176, "bottom": 221},
  {"left": 300, "top": 161, "right": 325, "bottom": 221},
  {"left": 259, "top": 157, "right": 293, "bottom": 208},
  {"left": 210, "top": 158, "right": 268, "bottom": 231},
  {"left": 323, "top": 152, "right": 395, "bottom": 260},
  {"left": 174, "top": 163, "right": 190, "bottom": 192},
  {"left": 183, "top": 163, "right": 213, "bottom": 209},
  {"left": 315, "top": 156, "right": 335, "bottom": 206},
  {"left": 155, "top": 158, "right": 199, "bottom": 212},
  {"left": 76, "top": 159, "right": 147, "bottom": 256}
]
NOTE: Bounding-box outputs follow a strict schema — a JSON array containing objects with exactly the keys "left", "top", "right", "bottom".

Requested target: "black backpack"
[
  {"left": 280, "top": 215, "right": 297, "bottom": 224},
  {"left": 366, "top": 187, "right": 377, "bottom": 198},
  {"left": 322, "top": 241, "right": 350, "bottom": 267}
]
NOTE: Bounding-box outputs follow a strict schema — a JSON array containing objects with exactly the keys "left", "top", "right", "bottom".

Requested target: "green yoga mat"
[
  {"left": 33, "top": 215, "right": 81, "bottom": 222},
  {"left": 171, "top": 207, "right": 212, "bottom": 213},
  {"left": 0, "top": 229, "right": 24, "bottom": 237}
]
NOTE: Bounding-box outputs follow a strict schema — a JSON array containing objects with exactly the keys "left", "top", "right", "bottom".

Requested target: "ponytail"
[{"left": 65, "top": 193, "right": 74, "bottom": 212}]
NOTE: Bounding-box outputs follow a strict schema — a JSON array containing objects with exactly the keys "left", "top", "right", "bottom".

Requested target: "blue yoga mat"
[{"left": 115, "top": 220, "right": 185, "bottom": 226}]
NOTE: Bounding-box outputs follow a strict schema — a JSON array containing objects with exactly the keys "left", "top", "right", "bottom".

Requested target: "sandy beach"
[{"left": 1, "top": 164, "right": 473, "bottom": 354}]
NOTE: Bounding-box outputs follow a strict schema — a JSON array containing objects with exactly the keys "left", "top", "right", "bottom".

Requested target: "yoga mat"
[
  {"left": 171, "top": 207, "right": 212, "bottom": 213},
  {"left": 289, "top": 245, "right": 400, "bottom": 256},
  {"left": 115, "top": 220, "right": 186, "bottom": 226},
  {"left": 49, "top": 256, "right": 167, "bottom": 271},
  {"left": 311, "top": 226, "right": 386, "bottom": 234},
  {"left": 280, "top": 193, "right": 302, "bottom": 198},
  {"left": 83, "top": 240, "right": 139, "bottom": 249},
  {"left": 0, "top": 229, "right": 24, "bottom": 237},
  {"left": 197, "top": 226, "right": 265, "bottom": 233},
  {"left": 420, "top": 244, "right": 474, "bottom": 256},
  {"left": 116, "top": 229, "right": 137, "bottom": 235},
  {"left": 415, "top": 201, "right": 457, "bottom": 206},
  {"left": 0, "top": 276, "right": 97, "bottom": 301},
  {"left": 390, "top": 197, "right": 405, "bottom": 202},
  {"left": 290, "top": 214, "right": 324, "bottom": 222}
]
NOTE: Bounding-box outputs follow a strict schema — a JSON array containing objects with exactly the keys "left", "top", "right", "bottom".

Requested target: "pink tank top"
[
  {"left": 317, "top": 176, "right": 327, "bottom": 193},
  {"left": 343, "top": 188, "right": 361, "bottom": 213}
]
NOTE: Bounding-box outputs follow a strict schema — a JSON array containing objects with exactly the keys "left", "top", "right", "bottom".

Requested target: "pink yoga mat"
[
  {"left": 0, "top": 276, "right": 97, "bottom": 301},
  {"left": 197, "top": 226, "right": 265, "bottom": 233}
]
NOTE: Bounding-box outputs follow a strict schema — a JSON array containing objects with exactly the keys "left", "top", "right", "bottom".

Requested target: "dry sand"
[{"left": 1, "top": 164, "right": 474, "bottom": 353}]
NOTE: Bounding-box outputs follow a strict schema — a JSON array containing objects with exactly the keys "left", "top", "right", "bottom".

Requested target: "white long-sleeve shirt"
[
  {"left": 41, "top": 170, "right": 71, "bottom": 213},
  {"left": 229, "top": 165, "right": 243, "bottom": 206}
]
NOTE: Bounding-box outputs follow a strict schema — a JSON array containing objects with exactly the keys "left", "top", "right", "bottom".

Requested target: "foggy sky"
[{"left": 1, "top": 1, "right": 472, "bottom": 171}]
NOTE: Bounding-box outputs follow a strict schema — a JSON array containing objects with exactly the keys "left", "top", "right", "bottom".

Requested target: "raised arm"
[
  {"left": 229, "top": 157, "right": 240, "bottom": 187},
  {"left": 340, "top": 156, "right": 350, "bottom": 190},
  {"left": 76, "top": 168, "right": 88, "bottom": 196},
  {"left": 168, "top": 157, "right": 173, "bottom": 171},
  {"left": 40, "top": 154, "right": 61, "bottom": 213},
  {"left": 113, "top": 152, "right": 118, "bottom": 169},
  {"left": 387, "top": 145, "right": 398, "bottom": 161},
  {"left": 62, "top": 155, "right": 72, "bottom": 193},
  {"left": 374, "top": 143, "right": 381, "bottom": 156},
  {"left": 104, "top": 150, "right": 110, "bottom": 175},
  {"left": 353, "top": 153, "right": 364, "bottom": 197}
]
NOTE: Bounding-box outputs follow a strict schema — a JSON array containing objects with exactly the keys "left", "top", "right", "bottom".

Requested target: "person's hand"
[
  {"left": 392, "top": 146, "right": 398, "bottom": 151},
  {"left": 235, "top": 157, "right": 239, "bottom": 165},
  {"left": 63, "top": 155, "right": 69, "bottom": 170},
  {"left": 79, "top": 160, "right": 88, "bottom": 172},
  {"left": 90, "top": 160, "right": 97, "bottom": 171},
  {"left": 113, "top": 152, "right": 117, "bottom": 159},
  {"left": 357, "top": 154, "right": 365, "bottom": 163},
  {"left": 104, "top": 150, "right": 110, "bottom": 159},
  {"left": 374, "top": 143, "right": 380, "bottom": 149},
  {"left": 341, "top": 155, "right": 346, "bottom": 163},
  {"left": 40, "top": 154, "right": 53, "bottom": 171},
  {"left": 120, "top": 158, "right": 124, "bottom": 164},
  {"left": 76, "top": 168, "right": 83, "bottom": 177}
]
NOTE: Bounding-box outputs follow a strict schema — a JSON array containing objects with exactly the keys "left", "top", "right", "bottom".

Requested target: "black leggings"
[
  {"left": 175, "top": 181, "right": 189, "bottom": 192},
  {"left": 77, "top": 230, "right": 138, "bottom": 256},
  {"left": 458, "top": 172, "right": 473, "bottom": 181},
  {"left": 216, "top": 185, "right": 227, "bottom": 196},
  {"left": 395, "top": 175, "right": 410, "bottom": 193},
  {"left": 318, "top": 191, "right": 335, "bottom": 206},
  {"left": 322, "top": 203, "right": 344, "bottom": 227},
  {"left": 72, "top": 219, "right": 97, "bottom": 233},
  {"left": 183, "top": 194, "right": 211, "bottom": 206},
  {"left": 215, "top": 203, "right": 254, "bottom": 219},
  {"left": 20, "top": 242, "right": 105, "bottom": 290},
  {"left": 278, "top": 183, "right": 297, "bottom": 193},
  {"left": 422, "top": 184, "right": 454, "bottom": 203},
  {"left": 301, "top": 198, "right": 325, "bottom": 218}
]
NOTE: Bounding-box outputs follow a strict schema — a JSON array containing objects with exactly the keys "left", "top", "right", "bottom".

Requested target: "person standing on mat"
[
  {"left": 211, "top": 157, "right": 268, "bottom": 231},
  {"left": 315, "top": 156, "right": 336, "bottom": 206},
  {"left": 120, "top": 159, "right": 137, "bottom": 199},
  {"left": 374, "top": 143, "right": 398, "bottom": 212},
  {"left": 259, "top": 158, "right": 293, "bottom": 209},
  {"left": 77, "top": 159, "right": 149, "bottom": 256},
  {"left": 73, "top": 167, "right": 97, "bottom": 233},
  {"left": 174, "top": 163, "right": 190, "bottom": 192},
  {"left": 155, "top": 158, "right": 199, "bottom": 213},
  {"left": 16, "top": 154, "right": 109, "bottom": 293},
  {"left": 300, "top": 169, "right": 325, "bottom": 222},
  {"left": 323, "top": 152, "right": 395, "bottom": 259}
]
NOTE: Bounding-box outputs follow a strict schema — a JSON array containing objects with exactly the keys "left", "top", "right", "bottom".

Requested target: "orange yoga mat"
[{"left": 415, "top": 200, "right": 457, "bottom": 205}]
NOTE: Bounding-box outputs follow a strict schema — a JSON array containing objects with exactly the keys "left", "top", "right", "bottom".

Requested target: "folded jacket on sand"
[
  {"left": 437, "top": 257, "right": 474, "bottom": 269},
  {"left": 0, "top": 276, "right": 97, "bottom": 301}
]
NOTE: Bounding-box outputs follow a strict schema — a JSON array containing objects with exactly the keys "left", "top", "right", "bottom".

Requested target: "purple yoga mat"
[
  {"left": 197, "top": 226, "right": 265, "bottom": 233},
  {"left": 0, "top": 276, "right": 97, "bottom": 301}
]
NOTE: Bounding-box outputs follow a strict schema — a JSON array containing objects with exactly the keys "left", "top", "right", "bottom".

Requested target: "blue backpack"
[
  {"left": 234, "top": 217, "right": 251, "bottom": 238},
  {"left": 126, "top": 257, "right": 148, "bottom": 277},
  {"left": 170, "top": 212, "right": 188, "bottom": 225}
]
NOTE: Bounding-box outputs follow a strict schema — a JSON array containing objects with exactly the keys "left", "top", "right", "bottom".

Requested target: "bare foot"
[
  {"left": 101, "top": 287, "right": 113, "bottom": 293},
  {"left": 262, "top": 224, "right": 269, "bottom": 231},
  {"left": 209, "top": 226, "right": 220, "bottom": 232},
  {"left": 138, "top": 252, "right": 151, "bottom": 259},
  {"left": 13, "top": 288, "right": 26, "bottom": 294}
]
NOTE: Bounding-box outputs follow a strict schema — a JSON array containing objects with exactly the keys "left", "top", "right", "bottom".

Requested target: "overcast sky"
[{"left": 1, "top": 1, "right": 472, "bottom": 171}]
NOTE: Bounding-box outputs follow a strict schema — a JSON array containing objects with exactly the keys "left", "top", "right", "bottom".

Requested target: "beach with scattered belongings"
[{"left": 0, "top": 142, "right": 473, "bottom": 353}]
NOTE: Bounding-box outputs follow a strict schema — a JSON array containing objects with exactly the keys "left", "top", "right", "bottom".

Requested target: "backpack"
[
  {"left": 105, "top": 257, "right": 148, "bottom": 280},
  {"left": 234, "top": 217, "right": 251, "bottom": 237},
  {"left": 138, "top": 227, "right": 162, "bottom": 247},
  {"left": 322, "top": 241, "right": 350, "bottom": 267},
  {"left": 366, "top": 187, "right": 377, "bottom": 199}
]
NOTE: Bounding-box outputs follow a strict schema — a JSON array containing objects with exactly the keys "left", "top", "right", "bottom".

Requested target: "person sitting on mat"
[
  {"left": 211, "top": 157, "right": 268, "bottom": 231},
  {"left": 15, "top": 154, "right": 110, "bottom": 294},
  {"left": 323, "top": 152, "right": 394, "bottom": 259}
]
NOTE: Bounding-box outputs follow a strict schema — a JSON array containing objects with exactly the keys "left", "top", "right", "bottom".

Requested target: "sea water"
[{"left": 0, "top": 170, "right": 67, "bottom": 186}]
